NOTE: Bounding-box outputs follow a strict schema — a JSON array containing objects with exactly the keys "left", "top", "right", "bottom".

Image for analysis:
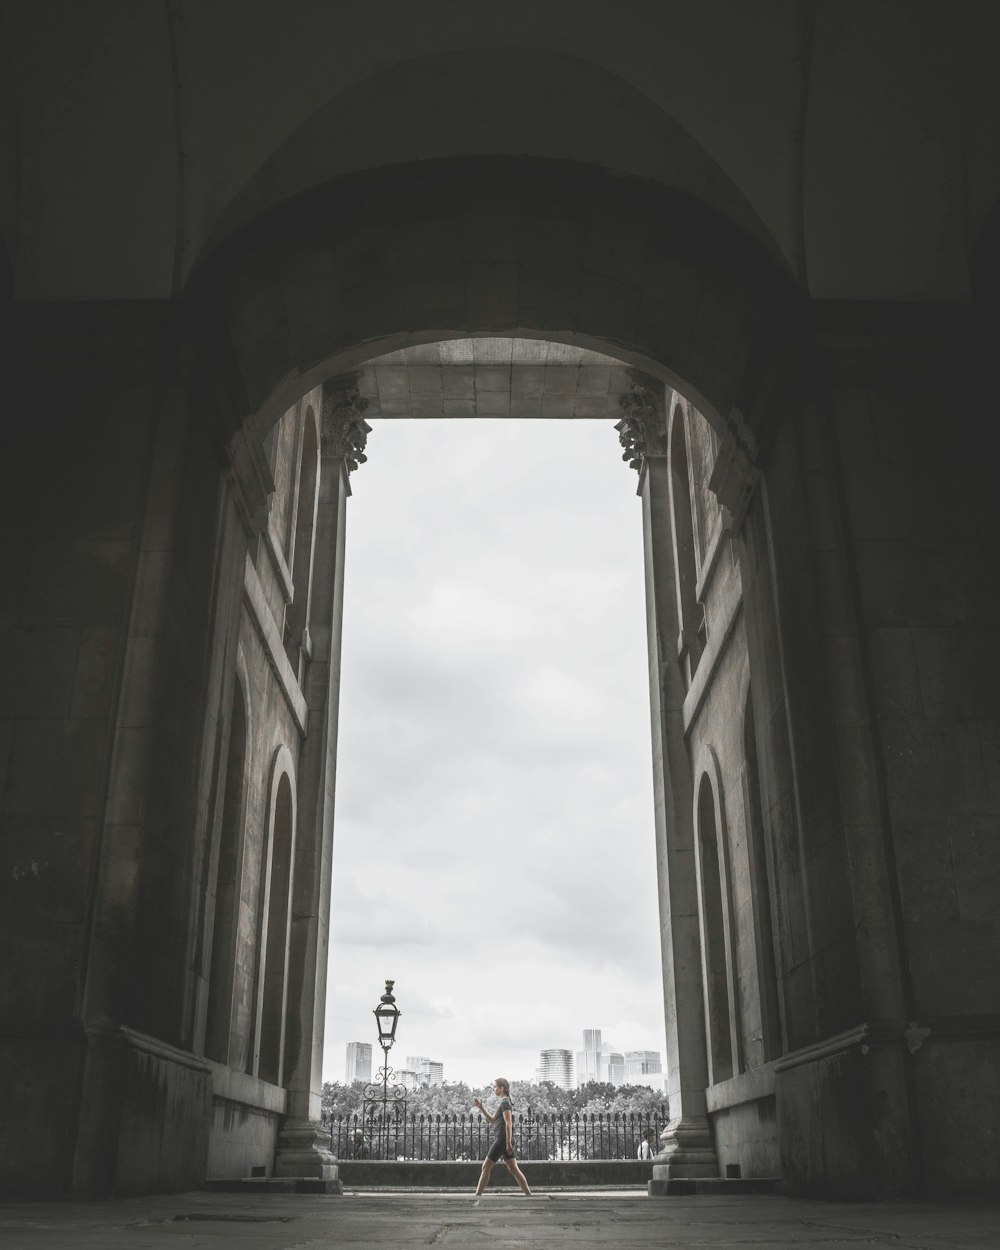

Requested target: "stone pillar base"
[
  {"left": 651, "top": 1116, "right": 719, "bottom": 1182},
  {"left": 274, "top": 1119, "right": 339, "bottom": 1183}
]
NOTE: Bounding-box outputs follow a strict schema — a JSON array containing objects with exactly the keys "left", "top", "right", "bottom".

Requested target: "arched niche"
[
  {"left": 205, "top": 650, "right": 252, "bottom": 1065},
  {"left": 693, "top": 749, "right": 744, "bottom": 1085},
  {"left": 284, "top": 404, "right": 320, "bottom": 680},
  {"left": 668, "top": 401, "right": 705, "bottom": 685},
  {"left": 739, "top": 671, "right": 784, "bottom": 1063},
  {"left": 255, "top": 745, "right": 297, "bottom": 1085}
]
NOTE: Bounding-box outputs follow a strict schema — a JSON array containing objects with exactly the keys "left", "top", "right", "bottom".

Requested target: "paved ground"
[{"left": 1, "top": 1191, "right": 998, "bottom": 1250}]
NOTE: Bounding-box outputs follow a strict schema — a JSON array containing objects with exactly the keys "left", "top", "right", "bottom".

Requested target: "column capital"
[
  {"left": 321, "top": 379, "right": 371, "bottom": 470},
  {"left": 614, "top": 382, "right": 667, "bottom": 472}
]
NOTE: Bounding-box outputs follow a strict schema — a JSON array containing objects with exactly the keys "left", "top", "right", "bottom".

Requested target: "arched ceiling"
[{"left": 1, "top": 0, "right": 996, "bottom": 304}]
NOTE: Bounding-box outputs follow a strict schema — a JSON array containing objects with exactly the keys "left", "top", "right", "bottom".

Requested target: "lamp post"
[{"left": 361, "top": 980, "right": 407, "bottom": 1159}]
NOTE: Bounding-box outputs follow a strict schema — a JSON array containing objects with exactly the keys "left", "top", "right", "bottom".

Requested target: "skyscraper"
[
  {"left": 345, "top": 1041, "right": 372, "bottom": 1085},
  {"left": 405, "top": 1056, "right": 444, "bottom": 1087},
  {"left": 538, "top": 1048, "right": 575, "bottom": 1089},
  {"left": 624, "top": 1050, "right": 663, "bottom": 1089}
]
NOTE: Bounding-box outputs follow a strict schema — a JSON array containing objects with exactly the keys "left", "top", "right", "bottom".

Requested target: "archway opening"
[{"left": 322, "top": 340, "right": 668, "bottom": 1097}]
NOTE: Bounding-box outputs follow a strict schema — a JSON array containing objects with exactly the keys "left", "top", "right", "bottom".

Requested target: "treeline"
[{"left": 322, "top": 1078, "right": 666, "bottom": 1123}]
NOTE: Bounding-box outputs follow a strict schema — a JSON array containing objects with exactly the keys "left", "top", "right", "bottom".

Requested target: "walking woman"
[{"left": 472, "top": 1077, "right": 533, "bottom": 1201}]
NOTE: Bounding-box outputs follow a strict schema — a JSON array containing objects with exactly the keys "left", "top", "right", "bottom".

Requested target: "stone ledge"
[
  {"left": 648, "top": 1177, "right": 780, "bottom": 1196},
  {"left": 204, "top": 1176, "right": 342, "bottom": 1195},
  {"left": 206, "top": 1058, "right": 287, "bottom": 1116}
]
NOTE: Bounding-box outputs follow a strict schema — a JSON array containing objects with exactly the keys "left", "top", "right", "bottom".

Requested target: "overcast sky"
[{"left": 323, "top": 417, "right": 665, "bottom": 1087}]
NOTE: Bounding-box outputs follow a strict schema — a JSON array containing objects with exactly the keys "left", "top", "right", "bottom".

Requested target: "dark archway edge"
[{"left": 187, "top": 156, "right": 806, "bottom": 456}]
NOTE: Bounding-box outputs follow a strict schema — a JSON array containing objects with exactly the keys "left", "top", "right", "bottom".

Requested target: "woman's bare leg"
[
  {"left": 504, "top": 1157, "right": 532, "bottom": 1196},
  {"left": 475, "top": 1158, "right": 494, "bottom": 1197}
]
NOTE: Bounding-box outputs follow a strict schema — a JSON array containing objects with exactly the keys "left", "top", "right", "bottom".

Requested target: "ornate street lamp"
[
  {"left": 361, "top": 980, "right": 407, "bottom": 1160},
  {"left": 374, "top": 979, "right": 401, "bottom": 1051}
]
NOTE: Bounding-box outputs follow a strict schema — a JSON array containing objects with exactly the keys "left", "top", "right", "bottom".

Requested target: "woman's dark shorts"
[{"left": 486, "top": 1138, "right": 515, "bottom": 1162}]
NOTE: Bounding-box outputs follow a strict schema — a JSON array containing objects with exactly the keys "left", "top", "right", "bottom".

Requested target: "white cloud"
[{"left": 325, "top": 419, "right": 665, "bottom": 1086}]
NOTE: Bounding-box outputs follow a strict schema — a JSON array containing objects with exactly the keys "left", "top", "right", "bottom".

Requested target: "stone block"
[
  {"left": 464, "top": 261, "right": 520, "bottom": 328},
  {"left": 907, "top": 919, "right": 1000, "bottom": 1015},
  {"left": 408, "top": 392, "right": 444, "bottom": 418},
  {"left": 913, "top": 1037, "right": 1000, "bottom": 1195},
  {"left": 403, "top": 264, "right": 465, "bottom": 319},
  {"left": 116, "top": 635, "right": 159, "bottom": 728},
  {"left": 831, "top": 388, "right": 875, "bottom": 463},
  {"left": 843, "top": 460, "right": 920, "bottom": 542},
  {"left": 475, "top": 389, "right": 510, "bottom": 417},
  {"left": 832, "top": 723, "right": 881, "bottom": 827},
  {"left": 1, "top": 717, "right": 108, "bottom": 818},
  {"left": 518, "top": 215, "right": 585, "bottom": 272},
  {"left": 582, "top": 221, "right": 650, "bottom": 290},
  {"left": 442, "top": 398, "right": 474, "bottom": 419},
  {"left": 0, "top": 922, "right": 83, "bottom": 1028},
  {"left": 880, "top": 718, "right": 989, "bottom": 821},
  {"left": 95, "top": 823, "right": 142, "bottom": 924},
  {"left": 0, "top": 814, "right": 95, "bottom": 925},
  {"left": 578, "top": 272, "right": 640, "bottom": 345},
  {"left": 38, "top": 456, "right": 146, "bottom": 545},
  {"left": 0, "top": 1035, "right": 83, "bottom": 1197},
  {"left": 893, "top": 821, "right": 959, "bottom": 923},
  {"left": 132, "top": 549, "right": 172, "bottom": 637},
  {"left": 24, "top": 540, "right": 134, "bottom": 628},
  {"left": 282, "top": 279, "right": 349, "bottom": 374},
  {"left": 46, "top": 380, "right": 155, "bottom": 467},
  {"left": 441, "top": 365, "right": 476, "bottom": 399},
  {"left": 912, "top": 627, "right": 1000, "bottom": 719},
  {"left": 853, "top": 542, "right": 966, "bottom": 628},
  {"left": 816, "top": 932, "right": 865, "bottom": 1035},
  {"left": 802, "top": 469, "right": 841, "bottom": 553},
  {"left": 517, "top": 263, "right": 582, "bottom": 317},
  {"left": 0, "top": 624, "right": 79, "bottom": 718},
  {"left": 776, "top": 1041, "right": 916, "bottom": 1198},
  {"left": 823, "top": 635, "right": 868, "bottom": 728},
  {"left": 0, "top": 542, "right": 30, "bottom": 624},
  {"left": 981, "top": 721, "right": 1000, "bottom": 813},
  {"left": 865, "top": 627, "right": 923, "bottom": 717},
  {"left": 853, "top": 923, "right": 907, "bottom": 1019},
  {"left": 474, "top": 365, "right": 511, "bottom": 392},
  {"left": 462, "top": 203, "right": 520, "bottom": 263},
  {"left": 950, "top": 817, "right": 1000, "bottom": 921}
]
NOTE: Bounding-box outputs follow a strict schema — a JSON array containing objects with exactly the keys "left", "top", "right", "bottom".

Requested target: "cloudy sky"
[{"left": 323, "top": 417, "right": 665, "bottom": 1087}]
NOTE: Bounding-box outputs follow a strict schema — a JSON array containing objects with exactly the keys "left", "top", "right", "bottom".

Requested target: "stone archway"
[{"left": 178, "top": 160, "right": 801, "bottom": 1186}]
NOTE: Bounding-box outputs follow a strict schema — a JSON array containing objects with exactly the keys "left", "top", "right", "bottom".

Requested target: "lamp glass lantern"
[{"left": 374, "top": 979, "right": 400, "bottom": 1052}]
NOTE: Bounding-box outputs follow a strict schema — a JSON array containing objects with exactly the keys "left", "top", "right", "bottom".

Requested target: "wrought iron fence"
[{"left": 330, "top": 1107, "right": 667, "bottom": 1161}]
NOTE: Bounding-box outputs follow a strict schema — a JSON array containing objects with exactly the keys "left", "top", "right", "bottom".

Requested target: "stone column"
[
  {"left": 617, "top": 387, "right": 719, "bottom": 1189},
  {"left": 274, "top": 381, "right": 370, "bottom": 1183}
]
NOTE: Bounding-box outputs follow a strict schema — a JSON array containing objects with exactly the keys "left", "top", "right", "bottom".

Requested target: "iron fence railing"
[{"left": 329, "top": 1107, "right": 667, "bottom": 1161}]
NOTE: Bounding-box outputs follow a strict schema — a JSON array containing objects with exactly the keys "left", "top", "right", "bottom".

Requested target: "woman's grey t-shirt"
[{"left": 493, "top": 1096, "right": 512, "bottom": 1141}]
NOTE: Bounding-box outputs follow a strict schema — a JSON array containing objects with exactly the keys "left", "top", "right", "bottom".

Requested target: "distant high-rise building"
[
  {"left": 624, "top": 1050, "right": 663, "bottom": 1089},
  {"left": 576, "top": 1029, "right": 604, "bottom": 1085},
  {"left": 608, "top": 1052, "right": 625, "bottom": 1086},
  {"left": 345, "top": 1041, "right": 372, "bottom": 1084},
  {"left": 406, "top": 1056, "right": 444, "bottom": 1087},
  {"left": 538, "top": 1048, "right": 575, "bottom": 1089}
]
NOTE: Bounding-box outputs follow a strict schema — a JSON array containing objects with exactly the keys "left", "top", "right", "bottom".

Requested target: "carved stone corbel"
[
  {"left": 321, "top": 379, "right": 372, "bottom": 470},
  {"left": 707, "top": 424, "right": 760, "bottom": 532},
  {"left": 614, "top": 382, "right": 667, "bottom": 472}
]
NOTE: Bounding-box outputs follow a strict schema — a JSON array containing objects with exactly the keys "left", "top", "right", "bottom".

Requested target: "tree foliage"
[{"left": 322, "top": 1078, "right": 666, "bottom": 1123}]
